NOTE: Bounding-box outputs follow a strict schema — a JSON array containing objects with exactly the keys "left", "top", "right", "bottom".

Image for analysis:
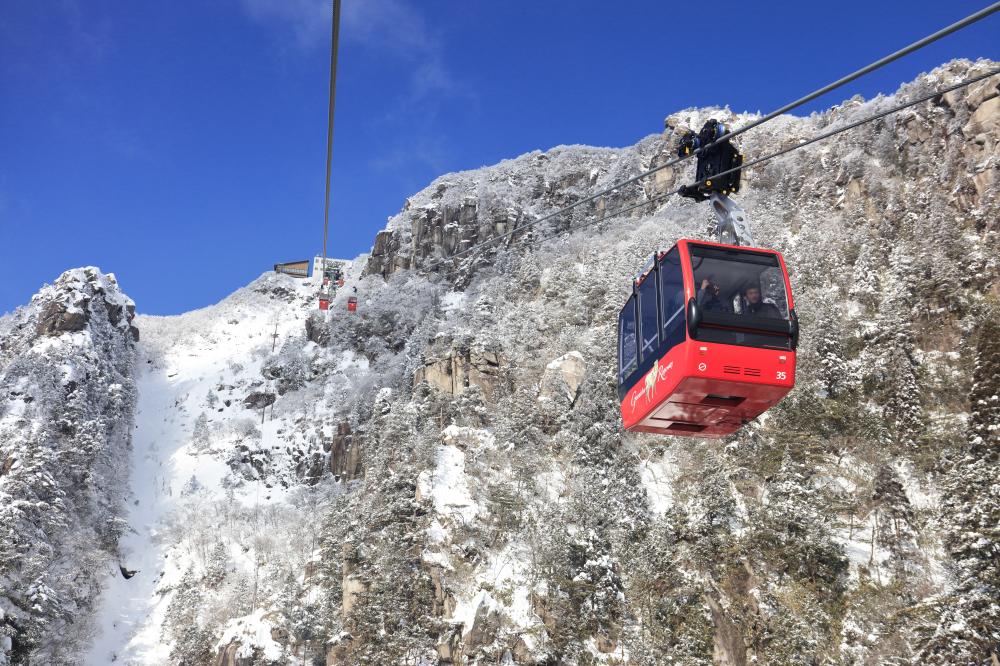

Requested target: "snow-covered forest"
[{"left": 1, "top": 59, "right": 998, "bottom": 665}]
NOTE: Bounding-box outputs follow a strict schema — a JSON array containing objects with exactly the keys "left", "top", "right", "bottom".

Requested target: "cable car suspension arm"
[{"left": 676, "top": 118, "right": 755, "bottom": 247}]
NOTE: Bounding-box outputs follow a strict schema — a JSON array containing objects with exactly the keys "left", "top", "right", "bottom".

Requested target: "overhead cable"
[
  {"left": 418, "top": 4, "right": 1000, "bottom": 273},
  {"left": 321, "top": 0, "right": 342, "bottom": 276},
  {"left": 503, "top": 69, "right": 1000, "bottom": 258}
]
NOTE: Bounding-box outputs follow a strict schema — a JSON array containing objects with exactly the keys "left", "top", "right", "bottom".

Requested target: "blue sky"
[{"left": 1, "top": 1, "right": 997, "bottom": 315}]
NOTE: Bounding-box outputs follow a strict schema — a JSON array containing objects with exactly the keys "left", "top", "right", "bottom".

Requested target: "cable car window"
[
  {"left": 697, "top": 327, "right": 792, "bottom": 351},
  {"left": 638, "top": 274, "right": 659, "bottom": 361},
  {"left": 618, "top": 296, "right": 638, "bottom": 384},
  {"left": 690, "top": 246, "right": 789, "bottom": 320},
  {"left": 659, "top": 248, "right": 685, "bottom": 347}
]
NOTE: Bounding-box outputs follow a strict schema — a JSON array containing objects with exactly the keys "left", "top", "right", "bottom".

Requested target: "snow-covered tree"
[{"left": 917, "top": 304, "right": 1000, "bottom": 664}]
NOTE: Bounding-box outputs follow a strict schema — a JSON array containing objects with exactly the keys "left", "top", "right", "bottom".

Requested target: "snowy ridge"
[{"left": 0, "top": 267, "right": 138, "bottom": 665}]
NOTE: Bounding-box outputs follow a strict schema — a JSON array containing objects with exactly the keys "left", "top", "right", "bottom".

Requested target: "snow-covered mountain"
[
  {"left": 0, "top": 269, "right": 138, "bottom": 663},
  {"left": 1, "top": 60, "right": 998, "bottom": 665}
]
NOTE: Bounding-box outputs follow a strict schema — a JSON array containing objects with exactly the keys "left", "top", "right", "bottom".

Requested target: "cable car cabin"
[
  {"left": 618, "top": 239, "right": 798, "bottom": 438},
  {"left": 318, "top": 297, "right": 330, "bottom": 310},
  {"left": 347, "top": 296, "right": 357, "bottom": 312}
]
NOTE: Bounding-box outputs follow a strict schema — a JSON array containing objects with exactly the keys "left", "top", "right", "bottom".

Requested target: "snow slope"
[{"left": 84, "top": 271, "right": 352, "bottom": 664}]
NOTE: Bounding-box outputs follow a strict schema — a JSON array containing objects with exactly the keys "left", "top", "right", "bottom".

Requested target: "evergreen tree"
[
  {"left": 918, "top": 306, "right": 1000, "bottom": 663},
  {"left": 164, "top": 567, "right": 213, "bottom": 665},
  {"left": 849, "top": 237, "right": 881, "bottom": 311},
  {"left": 622, "top": 514, "right": 714, "bottom": 664},
  {"left": 871, "top": 464, "right": 919, "bottom": 581},
  {"left": 867, "top": 287, "right": 924, "bottom": 451},
  {"left": 749, "top": 452, "right": 847, "bottom": 590},
  {"left": 813, "top": 296, "right": 853, "bottom": 399},
  {"left": 191, "top": 412, "right": 211, "bottom": 452},
  {"left": 744, "top": 452, "right": 847, "bottom": 662},
  {"left": 204, "top": 541, "right": 229, "bottom": 588},
  {"left": 681, "top": 450, "right": 739, "bottom": 577}
]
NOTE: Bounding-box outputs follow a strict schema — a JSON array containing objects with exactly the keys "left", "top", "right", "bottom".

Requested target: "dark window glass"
[
  {"left": 638, "top": 275, "right": 659, "bottom": 361},
  {"left": 696, "top": 326, "right": 793, "bottom": 350},
  {"left": 618, "top": 296, "right": 638, "bottom": 384},
  {"left": 690, "top": 245, "right": 789, "bottom": 321},
  {"left": 659, "top": 248, "right": 685, "bottom": 346}
]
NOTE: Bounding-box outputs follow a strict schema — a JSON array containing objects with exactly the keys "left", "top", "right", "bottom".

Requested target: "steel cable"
[
  {"left": 416, "top": 4, "right": 1000, "bottom": 273},
  {"left": 499, "top": 68, "right": 1000, "bottom": 259},
  {"left": 320, "top": 0, "right": 342, "bottom": 280}
]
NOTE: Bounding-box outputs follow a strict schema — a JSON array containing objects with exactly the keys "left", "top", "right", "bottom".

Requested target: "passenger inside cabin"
[
  {"left": 697, "top": 278, "right": 729, "bottom": 312},
  {"left": 742, "top": 285, "right": 781, "bottom": 318}
]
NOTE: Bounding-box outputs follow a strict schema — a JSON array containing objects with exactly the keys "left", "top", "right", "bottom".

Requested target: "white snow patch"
[
  {"left": 418, "top": 442, "right": 480, "bottom": 525},
  {"left": 450, "top": 589, "right": 498, "bottom": 635},
  {"left": 440, "top": 291, "right": 466, "bottom": 313},
  {"left": 215, "top": 609, "right": 284, "bottom": 661},
  {"left": 441, "top": 424, "right": 496, "bottom": 451},
  {"left": 639, "top": 451, "right": 678, "bottom": 515},
  {"left": 426, "top": 518, "right": 448, "bottom": 545},
  {"left": 834, "top": 516, "right": 893, "bottom": 582},
  {"left": 421, "top": 549, "right": 454, "bottom": 571},
  {"left": 894, "top": 460, "right": 939, "bottom": 510}
]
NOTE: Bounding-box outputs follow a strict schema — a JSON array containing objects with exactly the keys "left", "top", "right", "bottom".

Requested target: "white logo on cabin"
[
  {"left": 658, "top": 362, "right": 673, "bottom": 382},
  {"left": 630, "top": 360, "right": 673, "bottom": 409}
]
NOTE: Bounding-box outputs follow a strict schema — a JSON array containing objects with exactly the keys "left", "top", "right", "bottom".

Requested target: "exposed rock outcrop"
[
  {"left": 242, "top": 391, "right": 276, "bottom": 410},
  {"left": 325, "top": 633, "right": 353, "bottom": 665},
  {"left": 36, "top": 299, "right": 89, "bottom": 335},
  {"left": 214, "top": 641, "right": 244, "bottom": 666},
  {"left": 435, "top": 624, "right": 462, "bottom": 662},
  {"left": 305, "top": 311, "right": 330, "bottom": 345},
  {"left": 462, "top": 595, "right": 502, "bottom": 656},
  {"left": 414, "top": 346, "right": 507, "bottom": 400},
  {"left": 33, "top": 268, "right": 138, "bottom": 341},
  {"left": 341, "top": 544, "right": 367, "bottom": 621},
  {"left": 707, "top": 595, "right": 749, "bottom": 666},
  {"left": 364, "top": 146, "right": 654, "bottom": 279},
  {"left": 327, "top": 422, "right": 362, "bottom": 480},
  {"left": 538, "top": 351, "right": 587, "bottom": 405}
]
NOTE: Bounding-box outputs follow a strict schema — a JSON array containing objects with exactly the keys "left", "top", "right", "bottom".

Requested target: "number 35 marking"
[{"left": 776, "top": 371, "right": 787, "bottom": 380}]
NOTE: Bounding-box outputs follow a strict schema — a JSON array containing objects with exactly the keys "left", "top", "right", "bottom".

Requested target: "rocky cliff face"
[
  {"left": 369, "top": 60, "right": 999, "bottom": 287},
  {"left": 364, "top": 141, "right": 676, "bottom": 280},
  {"left": 2, "top": 60, "right": 999, "bottom": 666},
  {"left": 0, "top": 268, "right": 138, "bottom": 665}
]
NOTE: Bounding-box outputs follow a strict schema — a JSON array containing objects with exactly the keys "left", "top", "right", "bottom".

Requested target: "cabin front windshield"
[{"left": 690, "top": 246, "right": 789, "bottom": 320}]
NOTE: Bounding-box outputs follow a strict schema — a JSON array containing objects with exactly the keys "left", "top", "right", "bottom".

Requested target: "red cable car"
[
  {"left": 618, "top": 239, "right": 798, "bottom": 437},
  {"left": 347, "top": 296, "right": 357, "bottom": 312},
  {"left": 318, "top": 297, "right": 330, "bottom": 310}
]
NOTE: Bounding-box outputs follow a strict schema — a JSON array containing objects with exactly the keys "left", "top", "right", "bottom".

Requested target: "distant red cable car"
[
  {"left": 618, "top": 239, "right": 797, "bottom": 437},
  {"left": 347, "top": 296, "right": 357, "bottom": 312},
  {"left": 318, "top": 297, "right": 330, "bottom": 311}
]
